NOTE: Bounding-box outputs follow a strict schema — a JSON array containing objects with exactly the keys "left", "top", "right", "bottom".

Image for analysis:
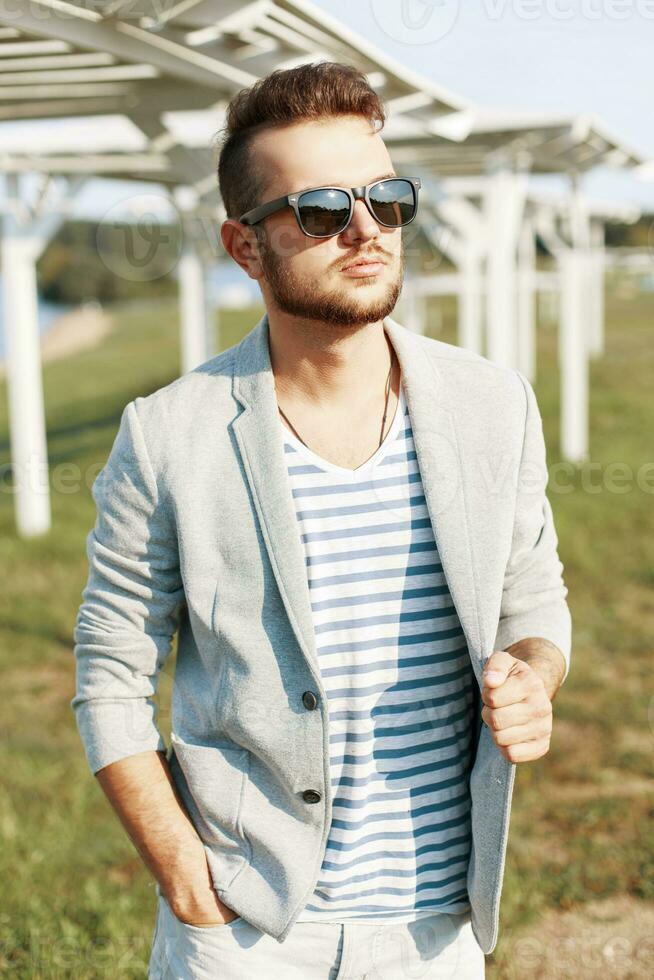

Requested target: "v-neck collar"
[{"left": 280, "top": 379, "right": 407, "bottom": 482}]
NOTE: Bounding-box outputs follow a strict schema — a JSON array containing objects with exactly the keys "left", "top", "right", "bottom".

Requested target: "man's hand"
[
  {"left": 95, "top": 750, "right": 239, "bottom": 929},
  {"left": 165, "top": 837, "right": 240, "bottom": 928},
  {"left": 481, "top": 649, "right": 554, "bottom": 763}
]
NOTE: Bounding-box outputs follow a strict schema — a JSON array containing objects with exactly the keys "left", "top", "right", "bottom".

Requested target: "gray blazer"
[{"left": 72, "top": 311, "right": 571, "bottom": 953}]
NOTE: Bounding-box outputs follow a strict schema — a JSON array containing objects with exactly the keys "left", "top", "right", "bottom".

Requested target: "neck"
[{"left": 267, "top": 315, "right": 399, "bottom": 411}]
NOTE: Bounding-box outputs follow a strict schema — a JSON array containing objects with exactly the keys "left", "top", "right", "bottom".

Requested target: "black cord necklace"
[{"left": 277, "top": 350, "right": 395, "bottom": 452}]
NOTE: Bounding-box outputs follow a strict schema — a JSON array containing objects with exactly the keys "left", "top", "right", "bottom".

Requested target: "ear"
[{"left": 221, "top": 220, "right": 263, "bottom": 280}]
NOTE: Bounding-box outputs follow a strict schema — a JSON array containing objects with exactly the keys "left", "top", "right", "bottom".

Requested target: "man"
[{"left": 72, "top": 62, "right": 571, "bottom": 979}]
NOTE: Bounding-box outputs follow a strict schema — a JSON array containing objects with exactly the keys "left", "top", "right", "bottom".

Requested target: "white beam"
[
  {"left": 559, "top": 173, "right": 591, "bottom": 463},
  {"left": 175, "top": 186, "right": 213, "bottom": 374},
  {"left": 588, "top": 218, "right": 606, "bottom": 358},
  {"left": 559, "top": 248, "right": 588, "bottom": 463},
  {"left": 484, "top": 166, "right": 528, "bottom": 368},
  {"left": 2, "top": 1, "right": 258, "bottom": 90},
  {"left": 179, "top": 245, "right": 211, "bottom": 374},
  {"left": 0, "top": 39, "right": 70, "bottom": 56},
  {"left": 0, "top": 174, "right": 88, "bottom": 537},
  {"left": 517, "top": 216, "right": 537, "bottom": 382},
  {"left": 0, "top": 82, "right": 135, "bottom": 100},
  {"left": 0, "top": 153, "right": 171, "bottom": 174},
  {"left": 178, "top": 243, "right": 212, "bottom": 373},
  {"left": 0, "top": 52, "right": 116, "bottom": 71},
  {"left": 1, "top": 218, "right": 50, "bottom": 536},
  {"left": 0, "top": 64, "right": 158, "bottom": 84}
]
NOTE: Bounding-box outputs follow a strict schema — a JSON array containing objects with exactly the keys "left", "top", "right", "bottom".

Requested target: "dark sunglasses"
[{"left": 238, "top": 176, "right": 421, "bottom": 239}]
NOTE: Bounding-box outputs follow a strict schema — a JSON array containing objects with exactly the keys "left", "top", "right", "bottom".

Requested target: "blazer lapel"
[
  {"left": 384, "top": 316, "right": 485, "bottom": 685},
  {"left": 231, "top": 312, "right": 321, "bottom": 675},
  {"left": 231, "top": 311, "right": 485, "bottom": 688}
]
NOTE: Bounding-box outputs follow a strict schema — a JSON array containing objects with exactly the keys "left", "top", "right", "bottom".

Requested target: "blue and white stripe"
[{"left": 282, "top": 381, "right": 477, "bottom": 923}]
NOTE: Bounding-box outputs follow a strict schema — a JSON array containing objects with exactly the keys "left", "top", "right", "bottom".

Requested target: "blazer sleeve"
[
  {"left": 71, "top": 398, "right": 185, "bottom": 774},
  {"left": 491, "top": 370, "right": 572, "bottom": 683}
]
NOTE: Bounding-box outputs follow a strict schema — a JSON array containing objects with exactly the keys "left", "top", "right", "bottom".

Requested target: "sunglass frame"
[{"left": 238, "top": 176, "right": 421, "bottom": 238}]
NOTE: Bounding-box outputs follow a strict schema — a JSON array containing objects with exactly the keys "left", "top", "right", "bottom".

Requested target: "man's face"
[{"left": 244, "top": 115, "right": 406, "bottom": 328}]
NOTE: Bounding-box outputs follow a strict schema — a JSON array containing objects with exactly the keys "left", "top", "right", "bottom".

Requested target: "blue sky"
[
  {"left": 309, "top": 0, "right": 654, "bottom": 207},
  {"left": 1, "top": 1, "right": 653, "bottom": 216}
]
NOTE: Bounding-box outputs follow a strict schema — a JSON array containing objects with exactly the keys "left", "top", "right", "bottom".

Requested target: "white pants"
[{"left": 148, "top": 892, "right": 485, "bottom": 979}]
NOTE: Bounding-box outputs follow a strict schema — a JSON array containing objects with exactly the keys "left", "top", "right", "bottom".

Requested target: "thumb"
[{"left": 482, "top": 650, "right": 514, "bottom": 686}]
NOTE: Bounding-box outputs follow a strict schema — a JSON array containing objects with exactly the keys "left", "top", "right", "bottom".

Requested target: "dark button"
[
  {"left": 302, "top": 690, "right": 318, "bottom": 710},
  {"left": 302, "top": 789, "right": 322, "bottom": 804}
]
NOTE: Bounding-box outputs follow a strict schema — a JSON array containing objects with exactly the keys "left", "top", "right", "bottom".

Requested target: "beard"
[{"left": 256, "top": 233, "right": 406, "bottom": 328}]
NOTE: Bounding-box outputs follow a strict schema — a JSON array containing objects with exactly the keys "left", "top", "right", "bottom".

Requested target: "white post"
[
  {"left": 459, "top": 246, "right": 483, "bottom": 354},
  {"left": 178, "top": 243, "right": 211, "bottom": 374},
  {"left": 1, "top": 229, "right": 51, "bottom": 536},
  {"left": 1, "top": 173, "right": 86, "bottom": 537},
  {"left": 559, "top": 172, "right": 591, "bottom": 463},
  {"left": 174, "top": 187, "right": 212, "bottom": 374},
  {"left": 559, "top": 249, "right": 588, "bottom": 463},
  {"left": 517, "top": 216, "right": 537, "bottom": 383},
  {"left": 484, "top": 165, "right": 527, "bottom": 368},
  {"left": 588, "top": 218, "right": 605, "bottom": 358}
]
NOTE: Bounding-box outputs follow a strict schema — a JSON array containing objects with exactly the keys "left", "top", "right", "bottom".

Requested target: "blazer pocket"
[{"left": 170, "top": 732, "right": 251, "bottom": 889}]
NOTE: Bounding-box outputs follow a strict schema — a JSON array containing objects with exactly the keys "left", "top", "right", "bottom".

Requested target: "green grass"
[{"left": 1, "top": 288, "right": 652, "bottom": 977}]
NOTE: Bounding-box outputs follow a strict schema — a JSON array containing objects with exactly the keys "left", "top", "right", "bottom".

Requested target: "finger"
[
  {"left": 482, "top": 650, "right": 517, "bottom": 686},
  {"left": 481, "top": 702, "right": 538, "bottom": 732},
  {"left": 500, "top": 735, "right": 551, "bottom": 764},
  {"left": 491, "top": 719, "right": 552, "bottom": 747},
  {"left": 482, "top": 668, "right": 543, "bottom": 708}
]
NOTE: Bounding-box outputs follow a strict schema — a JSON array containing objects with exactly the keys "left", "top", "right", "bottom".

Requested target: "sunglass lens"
[
  {"left": 297, "top": 188, "right": 351, "bottom": 237},
  {"left": 369, "top": 178, "right": 416, "bottom": 226}
]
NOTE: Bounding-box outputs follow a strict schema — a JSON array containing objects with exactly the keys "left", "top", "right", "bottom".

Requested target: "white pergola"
[
  {"left": 386, "top": 111, "right": 644, "bottom": 462},
  {"left": 409, "top": 178, "right": 640, "bottom": 373},
  {"left": 0, "top": 0, "right": 474, "bottom": 537},
  {"left": 527, "top": 190, "right": 641, "bottom": 358}
]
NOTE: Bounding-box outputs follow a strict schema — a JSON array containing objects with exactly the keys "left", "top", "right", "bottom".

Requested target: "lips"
[{"left": 342, "top": 257, "right": 386, "bottom": 270}]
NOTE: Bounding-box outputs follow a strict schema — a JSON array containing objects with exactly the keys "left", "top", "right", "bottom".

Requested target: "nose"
[{"left": 341, "top": 197, "right": 380, "bottom": 243}]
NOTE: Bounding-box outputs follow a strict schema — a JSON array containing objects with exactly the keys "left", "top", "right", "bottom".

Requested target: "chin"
[{"left": 345, "top": 273, "right": 386, "bottom": 282}]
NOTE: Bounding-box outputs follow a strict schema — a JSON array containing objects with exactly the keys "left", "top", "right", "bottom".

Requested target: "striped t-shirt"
[{"left": 279, "top": 378, "right": 478, "bottom": 923}]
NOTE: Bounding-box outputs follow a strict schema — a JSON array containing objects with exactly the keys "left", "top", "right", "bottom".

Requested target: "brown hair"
[{"left": 213, "top": 61, "right": 386, "bottom": 231}]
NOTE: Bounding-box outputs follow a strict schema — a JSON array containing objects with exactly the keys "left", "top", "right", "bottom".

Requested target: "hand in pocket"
[{"left": 162, "top": 837, "right": 240, "bottom": 927}]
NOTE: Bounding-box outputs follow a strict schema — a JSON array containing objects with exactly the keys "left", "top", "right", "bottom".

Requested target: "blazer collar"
[{"left": 231, "top": 311, "right": 485, "bottom": 689}]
